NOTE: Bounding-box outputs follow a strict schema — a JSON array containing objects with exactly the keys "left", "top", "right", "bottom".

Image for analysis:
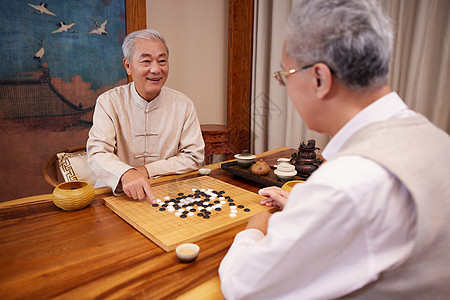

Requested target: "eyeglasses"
[{"left": 273, "top": 64, "right": 313, "bottom": 86}]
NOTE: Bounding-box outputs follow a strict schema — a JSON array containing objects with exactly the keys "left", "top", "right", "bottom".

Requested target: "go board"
[{"left": 103, "top": 176, "right": 276, "bottom": 252}]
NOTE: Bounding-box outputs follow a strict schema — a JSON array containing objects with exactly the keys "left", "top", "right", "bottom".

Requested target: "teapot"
[
  {"left": 290, "top": 139, "right": 323, "bottom": 178},
  {"left": 251, "top": 159, "right": 271, "bottom": 176}
]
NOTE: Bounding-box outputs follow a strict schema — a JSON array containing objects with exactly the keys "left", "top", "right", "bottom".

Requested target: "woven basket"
[
  {"left": 52, "top": 180, "right": 95, "bottom": 211},
  {"left": 281, "top": 180, "right": 304, "bottom": 192}
]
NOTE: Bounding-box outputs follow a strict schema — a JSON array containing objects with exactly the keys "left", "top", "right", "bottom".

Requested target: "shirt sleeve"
[
  {"left": 145, "top": 100, "right": 205, "bottom": 177},
  {"left": 219, "top": 156, "right": 416, "bottom": 300},
  {"left": 86, "top": 96, "right": 133, "bottom": 194}
]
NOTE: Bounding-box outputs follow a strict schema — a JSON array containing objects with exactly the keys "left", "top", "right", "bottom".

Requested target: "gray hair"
[
  {"left": 122, "top": 29, "right": 169, "bottom": 61},
  {"left": 285, "top": 0, "right": 393, "bottom": 90}
]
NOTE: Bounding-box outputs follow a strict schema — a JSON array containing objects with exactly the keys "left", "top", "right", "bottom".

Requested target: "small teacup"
[
  {"left": 176, "top": 243, "right": 200, "bottom": 263},
  {"left": 276, "top": 164, "right": 296, "bottom": 172},
  {"left": 274, "top": 169, "right": 297, "bottom": 182}
]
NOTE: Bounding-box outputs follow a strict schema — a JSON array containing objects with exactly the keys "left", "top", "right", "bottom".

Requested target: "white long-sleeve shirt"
[
  {"left": 87, "top": 83, "right": 205, "bottom": 193},
  {"left": 219, "top": 92, "right": 417, "bottom": 300}
]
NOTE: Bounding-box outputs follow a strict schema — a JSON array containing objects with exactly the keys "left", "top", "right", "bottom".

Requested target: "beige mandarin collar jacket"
[{"left": 87, "top": 82, "right": 205, "bottom": 194}]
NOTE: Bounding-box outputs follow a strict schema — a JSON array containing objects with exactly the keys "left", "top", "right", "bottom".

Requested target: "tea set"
[{"left": 234, "top": 139, "right": 323, "bottom": 182}]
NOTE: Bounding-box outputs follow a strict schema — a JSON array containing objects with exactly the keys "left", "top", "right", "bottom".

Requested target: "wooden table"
[{"left": 0, "top": 147, "right": 296, "bottom": 300}]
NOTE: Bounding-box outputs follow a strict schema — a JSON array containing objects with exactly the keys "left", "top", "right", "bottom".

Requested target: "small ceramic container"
[
  {"left": 234, "top": 153, "right": 256, "bottom": 168},
  {"left": 274, "top": 169, "right": 297, "bottom": 182},
  {"left": 250, "top": 159, "right": 271, "bottom": 176},
  {"left": 198, "top": 168, "right": 211, "bottom": 176},
  {"left": 52, "top": 180, "right": 95, "bottom": 211},
  {"left": 281, "top": 180, "right": 305, "bottom": 191},
  {"left": 276, "top": 164, "right": 296, "bottom": 173},
  {"left": 176, "top": 243, "right": 200, "bottom": 263},
  {"left": 276, "top": 158, "right": 291, "bottom": 166}
]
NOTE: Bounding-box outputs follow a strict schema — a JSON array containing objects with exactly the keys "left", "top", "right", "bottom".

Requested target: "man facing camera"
[
  {"left": 87, "top": 29, "right": 204, "bottom": 201},
  {"left": 219, "top": 0, "right": 450, "bottom": 299}
]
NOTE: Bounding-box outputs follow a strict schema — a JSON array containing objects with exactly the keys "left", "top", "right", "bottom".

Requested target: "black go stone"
[
  {"left": 178, "top": 192, "right": 184, "bottom": 196},
  {"left": 162, "top": 204, "right": 168, "bottom": 207},
  {"left": 159, "top": 207, "right": 166, "bottom": 211},
  {"left": 215, "top": 207, "right": 222, "bottom": 211},
  {"left": 244, "top": 208, "right": 251, "bottom": 212},
  {"left": 180, "top": 214, "right": 187, "bottom": 218},
  {"left": 182, "top": 211, "right": 189, "bottom": 215},
  {"left": 190, "top": 208, "right": 196, "bottom": 212},
  {"left": 238, "top": 205, "right": 244, "bottom": 209},
  {"left": 197, "top": 213, "right": 204, "bottom": 217},
  {"left": 203, "top": 215, "right": 210, "bottom": 219},
  {"left": 152, "top": 204, "right": 158, "bottom": 207}
]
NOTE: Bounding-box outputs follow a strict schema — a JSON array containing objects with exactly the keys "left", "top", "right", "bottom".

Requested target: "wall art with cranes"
[
  {"left": 0, "top": 0, "right": 128, "bottom": 201},
  {"left": 0, "top": 0, "right": 127, "bottom": 130}
]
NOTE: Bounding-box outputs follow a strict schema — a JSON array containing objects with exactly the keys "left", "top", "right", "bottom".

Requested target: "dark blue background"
[{"left": 0, "top": 0, "right": 127, "bottom": 90}]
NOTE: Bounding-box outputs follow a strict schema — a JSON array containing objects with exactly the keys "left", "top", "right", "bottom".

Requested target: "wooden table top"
[{"left": 0, "top": 147, "right": 296, "bottom": 300}]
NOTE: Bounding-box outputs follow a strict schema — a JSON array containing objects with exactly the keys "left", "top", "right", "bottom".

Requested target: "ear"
[
  {"left": 312, "top": 63, "right": 333, "bottom": 99},
  {"left": 123, "top": 58, "right": 131, "bottom": 76}
]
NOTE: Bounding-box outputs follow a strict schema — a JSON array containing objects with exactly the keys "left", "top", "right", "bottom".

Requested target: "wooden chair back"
[{"left": 42, "top": 145, "right": 86, "bottom": 188}]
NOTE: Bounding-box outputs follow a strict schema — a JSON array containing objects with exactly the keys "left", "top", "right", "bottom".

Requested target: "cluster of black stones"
[{"left": 151, "top": 190, "right": 250, "bottom": 219}]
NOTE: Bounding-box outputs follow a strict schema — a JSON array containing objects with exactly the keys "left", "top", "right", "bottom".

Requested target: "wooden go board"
[{"left": 103, "top": 176, "right": 276, "bottom": 252}]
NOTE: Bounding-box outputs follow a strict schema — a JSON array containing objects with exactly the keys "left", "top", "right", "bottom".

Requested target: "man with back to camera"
[
  {"left": 219, "top": 0, "right": 450, "bottom": 299},
  {"left": 87, "top": 29, "right": 205, "bottom": 202}
]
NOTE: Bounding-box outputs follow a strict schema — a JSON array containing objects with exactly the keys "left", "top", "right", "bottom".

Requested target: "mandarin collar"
[{"left": 131, "top": 82, "right": 163, "bottom": 111}]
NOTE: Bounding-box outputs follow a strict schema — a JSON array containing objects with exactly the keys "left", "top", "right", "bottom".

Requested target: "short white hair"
[
  {"left": 286, "top": 0, "right": 393, "bottom": 90},
  {"left": 122, "top": 29, "right": 169, "bottom": 61}
]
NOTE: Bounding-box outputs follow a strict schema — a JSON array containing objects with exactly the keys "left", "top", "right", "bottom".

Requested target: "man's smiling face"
[{"left": 123, "top": 38, "right": 169, "bottom": 101}]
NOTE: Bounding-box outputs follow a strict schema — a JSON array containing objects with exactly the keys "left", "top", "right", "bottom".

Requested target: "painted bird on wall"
[
  {"left": 89, "top": 20, "right": 107, "bottom": 35},
  {"left": 33, "top": 39, "right": 45, "bottom": 65},
  {"left": 52, "top": 21, "right": 76, "bottom": 34},
  {"left": 28, "top": 2, "right": 56, "bottom": 16}
]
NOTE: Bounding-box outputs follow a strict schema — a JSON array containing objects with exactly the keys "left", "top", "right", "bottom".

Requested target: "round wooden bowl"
[
  {"left": 52, "top": 180, "right": 95, "bottom": 211},
  {"left": 281, "top": 180, "right": 305, "bottom": 191}
]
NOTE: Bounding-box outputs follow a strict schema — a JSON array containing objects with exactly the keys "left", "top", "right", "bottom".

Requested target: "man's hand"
[
  {"left": 120, "top": 168, "right": 156, "bottom": 203},
  {"left": 246, "top": 211, "right": 272, "bottom": 235},
  {"left": 258, "top": 186, "right": 290, "bottom": 208}
]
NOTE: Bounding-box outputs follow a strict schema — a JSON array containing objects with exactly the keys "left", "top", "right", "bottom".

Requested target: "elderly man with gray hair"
[
  {"left": 87, "top": 29, "right": 204, "bottom": 201},
  {"left": 219, "top": 0, "right": 450, "bottom": 299}
]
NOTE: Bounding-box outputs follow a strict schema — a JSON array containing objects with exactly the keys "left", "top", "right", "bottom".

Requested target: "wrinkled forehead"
[{"left": 132, "top": 38, "right": 168, "bottom": 59}]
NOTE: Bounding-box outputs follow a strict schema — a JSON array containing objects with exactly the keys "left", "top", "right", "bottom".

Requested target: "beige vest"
[{"left": 336, "top": 114, "right": 450, "bottom": 299}]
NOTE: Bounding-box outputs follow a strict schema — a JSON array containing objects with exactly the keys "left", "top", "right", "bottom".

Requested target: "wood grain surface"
[{"left": 0, "top": 147, "right": 295, "bottom": 299}]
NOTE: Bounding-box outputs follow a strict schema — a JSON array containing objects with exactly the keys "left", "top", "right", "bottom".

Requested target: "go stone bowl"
[{"left": 52, "top": 180, "right": 95, "bottom": 211}]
